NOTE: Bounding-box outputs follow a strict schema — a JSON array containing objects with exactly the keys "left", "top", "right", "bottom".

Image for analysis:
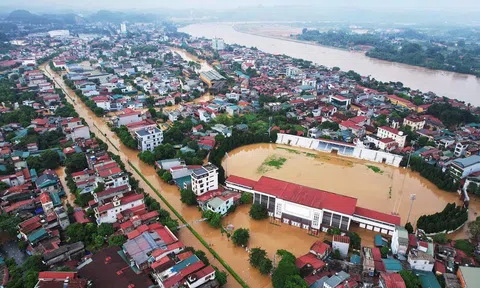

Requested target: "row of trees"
[
  {"left": 112, "top": 126, "right": 137, "bottom": 149},
  {"left": 5, "top": 255, "right": 47, "bottom": 288},
  {"left": 249, "top": 248, "right": 273, "bottom": 275},
  {"left": 402, "top": 156, "right": 459, "bottom": 192},
  {"left": 417, "top": 203, "right": 468, "bottom": 234}
]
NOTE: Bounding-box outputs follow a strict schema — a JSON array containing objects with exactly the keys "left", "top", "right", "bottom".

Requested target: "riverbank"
[
  {"left": 180, "top": 23, "right": 480, "bottom": 105},
  {"left": 234, "top": 23, "right": 480, "bottom": 78}
]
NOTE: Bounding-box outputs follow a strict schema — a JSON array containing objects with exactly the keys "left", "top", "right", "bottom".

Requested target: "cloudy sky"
[{"left": 5, "top": 0, "right": 480, "bottom": 12}]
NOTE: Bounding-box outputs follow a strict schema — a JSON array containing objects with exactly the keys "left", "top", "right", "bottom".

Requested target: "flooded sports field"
[{"left": 223, "top": 143, "right": 480, "bottom": 239}]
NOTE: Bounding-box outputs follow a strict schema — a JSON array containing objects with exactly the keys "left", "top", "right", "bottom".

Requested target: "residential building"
[
  {"left": 135, "top": 127, "right": 163, "bottom": 152},
  {"left": 94, "top": 194, "right": 144, "bottom": 224},
  {"left": 36, "top": 271, "right": 88, "bottom": 288},
  {"left": 205, "top": 194, "right": 235, "bottom": 215},
  {"left": 454, "top": 141, "right": 470, "bottom": 157},
  {"left": 211, "top": 38, "right": 225, "bottom": 50},
  {"left": 329, "top": 95, "right": 351, "bottom": 109},
  {"left": 391, "top": 226, "right": 409, "bottom": 256},
  {"left": 362, "top": 246, "right": 375, "bottom": 277},
  {"left": 191, "top": 163, "right": 219, "bottom": 196},
  {"left": 408, "top": 249, "right": 434, "bottom": 272},
  {"left": 377, "top": 126, "right": 407, "bottom": 148},
  {"left": 264, "top": 102, "right": 282, "bottom": 112},
  {"left": 456, "top": 266, "right": 480, "bottom": 288},
  {"left": 309, "top": 241, "right": 331, "bottom": 260},
  {"left": 403, "top": 116, "right": 425, "bottom": 131},
  {"left": 54, "top": 206, "right": 70, "bottom": 230},
  {"left": 379, "top": 272, "right": 406, "bottom": 288},
  {"left": 332, "top": 235, "right": 350, "bottom": 258}
]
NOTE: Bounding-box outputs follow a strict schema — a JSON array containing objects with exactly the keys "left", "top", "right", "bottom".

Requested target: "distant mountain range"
[{"left": 4, "top": 9, "right": 161, "bottom": 24}]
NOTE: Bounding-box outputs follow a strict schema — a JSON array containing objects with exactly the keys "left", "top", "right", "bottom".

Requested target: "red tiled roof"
[
  {"left": 226, "top": 175, "right": 258, "bottom": 188},
  {"left": 295, "top": 253, "right": 326, "bottom": 270},
  {"left": 310, "top": 241, "right": 330, "bottom": 255},
  {"left": 380, "top": 272, "right": 406, "bottom": 288},
  {"left": 253, "top": 176, "right": 357, "bottom": 215},
  {"left": 379, "top": 126, "right": 402, "bottom": 136},
  {"left": 38, "top": 271, "right": 77, "bottom": 280},
  {"left": 73, "top": 210, "right": 91, "bottom": 224},
  {"left": 333, "top": 235, "right": 350, "bottom": 244},
  {"left": 354, "top": 206, "right": 401, "bottom": 225}
]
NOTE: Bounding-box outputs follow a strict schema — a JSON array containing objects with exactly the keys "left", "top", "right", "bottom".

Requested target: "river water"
[{"left": 179, "top": 23, "right": 480, "bottom": 106}]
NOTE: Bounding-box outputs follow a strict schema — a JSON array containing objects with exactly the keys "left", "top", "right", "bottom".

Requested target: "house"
[
  {"left": 391, "top": 226, "right": 409, "bottom": 256},
  {"left": 135, "top": 127, "right": 163, "bottom": 152},
  {"left": 40, "top": 192, "right": 54, "bottom": 214},
  {"left": 408, "top": 249, "right": 434, "bottom": 272},
  {"left": 71, "top": 125, "right": 91, "bottom": 141},
  {"left": 36, "top": 271, "right": 88, "bottom": 288},
  {"left": 403, "top": 116, "right": 425, "bottom": 131},
  {"left": 114, "top": 109, "right": 143, "bottom": 127},
  {"left": 454, "top": 141, "right": 470, "bottom": 157},
  {"left": 54, "top": 206, "right": 70, "bottom": 230},
  {"left": 386, "top": 94, "right": 416, "bottom": 110},
  {"left": 377, "top": 126, "right": 407, "bottom": 148},
  {"left": 205, "top": 194, "right": 235, "bottom": 215},
  {"left": 191, "top": 163, "right": 219, "bottom": 196},
  {"left": 456, "top": 266, "right": 480, "bottom": 288},
  {"left": 329, "top": 95, "right": 351, "bottom": 109},
  {"left": 362, "top": 246, "right": 375, "bottom": 277},
  {"left": 379, "top": 272, "right": 406, "bottom": 288},
  {"left": 226, "top": 105, "right": 239, "bottom": 116},
  {"left": 156, "top": 158, "right": 186, "bottom": 170},
  {"left": 332, "top": 235, "right": 350, "bottom": 258},
  {"left": 94, "top": 193, "right": 144, "bottom": 224},
  {"left": 309, "top": 241, "right": 331, "bottom": 260},
  {"left": 42, "top": 241, "right": 85, "bottom": 266}
]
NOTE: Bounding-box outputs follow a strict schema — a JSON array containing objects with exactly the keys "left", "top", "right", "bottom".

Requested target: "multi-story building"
[
  {"left": 454, "top": 141, "right": 470, "bottom": 157},
  {"left": 391, "top": 226, "right": 409, "bottom": 256},
  {"left": 54, "top": 206, "right": 70, "bottom": 230},
  {"left": 94, "top": 194, "right": 144, "bottom": 224},
  {"left": 135, "top": 127, "right": 163, "bottom": 152},
  {"left": 448, "top": 155, "right": 480, "bottom": 181},
  {"left": 191, "top": 163, "right": 219, "bottom": 196},
  {"left": 408, "top": 250, "right": 434, "bottom": 272},
  {"left": 211, "top": 38, "right": 225, "bottom": 50},
  {"left": 377, "top": 126, "right": 407, "bottom": 148},
  {"left": 403, "top": 116, "right": 425, "bottom": 131},
  {"left": 226, "top": 175, "right": 401, "bottom": 235}
]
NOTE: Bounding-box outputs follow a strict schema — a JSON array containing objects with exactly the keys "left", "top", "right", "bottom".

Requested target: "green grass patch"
[
  {"left": 276, "top": 147, "right": 300, "bottom": 154},
  {"left": 305, "top": 152, "right": 317, "bottom": 158},
  {"left": 128, "top": 161, "right": 249, "bottom": 288},
  {"left": 366, "top": 165, "right": 383, "bottom": 174}
]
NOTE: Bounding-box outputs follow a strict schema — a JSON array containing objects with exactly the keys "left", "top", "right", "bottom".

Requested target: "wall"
[{"left": 276, "top": 133, "right": 403, "bottom": 167}]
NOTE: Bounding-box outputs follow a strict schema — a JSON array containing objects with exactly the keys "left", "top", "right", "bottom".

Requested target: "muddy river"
[
  {"left": 180, "top": 23, "right": 480, "bottom": 106},
  {"left": 40, "top": 61, "right": 478, "bottom": 288}
]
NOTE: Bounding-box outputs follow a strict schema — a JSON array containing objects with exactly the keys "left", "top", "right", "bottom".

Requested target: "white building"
[
  {"left": 135, "top": 127, "right": 163, "bottom": 152},
  {"left": 408, "top": 250, "right": 434, "bottom": 272},
  {"left": 332, "top": 235, "right": 350, "bottom": 258},
  {"left": 377, "top": 126, "right": 407, "bottom": 148},
  {"left": 454, "top": 141, "right": 469, "bottom": 157},
  {"left": 205, "top": 195, "right": 235, "bottom": 216},
  {"left": 391, "top": 226, "right": 409, "bottom": 256},
  {"left": 71, "top": 125, "right": 91, "bottom": 141},
  {"left": 211, "top": 38, "right": 225, "bottom": 50},
  {"left": 198, "top": 110, "right": 211, "bottom": 122},
  {"left": 48, "top": 30, "right": 70, "bottom": 38},
  {"left": 226, "top": 175, "right": 401, "bottom": 235},
  {"left": 191, "top": 163, "right": 219, "bottom": 196},
  {"left": 94, "top": 194, "right": 144, "bottom": 224},
  {"left": 120, "top": 23, "right": 127, "bottom": 34},
  {"left": 448, "top": 155, "right": 480, "bottom": 180},
  {"left": 115, "top": 111, "right": 143, "bottom": 127}
]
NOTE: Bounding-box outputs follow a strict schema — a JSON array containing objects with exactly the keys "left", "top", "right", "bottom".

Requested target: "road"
[{"left": 39, "top": 63, "right": 245, "bottom": 288}]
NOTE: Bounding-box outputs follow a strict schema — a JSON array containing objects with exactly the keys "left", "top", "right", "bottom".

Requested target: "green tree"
[
  {"left": 380, "top": 246, "right": 389, "bottom": 258},
  {"left": 249, "top": 204, "right": 268, "bottom": 220},
  {"left": 272, "top": 250, "right": 300, "bottom": 288},
  {"left": 346, "top": 232, "right": 361, "bottom": 250},
  {"left": 194, "top": 250, "right": 210, "bottom": 265},
  {"left": 65, "top": 153, "right": 88, "bottom": 173},
  {"left": 232, "top": 228, "right": 250, "bottom": 247},
  {"left": 138, "top": 151, "right": 155, "bottom": 165},
  {"left": 180, "top": 188, "right": 197, "bottom": 206},
  {"left": 214, "top": 267, "right": 227, "bottom": 286},
  {"left": 259, "top": 257, "right": 273, "bottom": 275},
  {"left": 0, "top": 182, "right": 9, "bottom": 192},
  {"left": 405, "top": 222, "right": 414, "bottom": 234},
  {"left": 331, "top": 249, "right": 342, "bottom": 260},
  {"left": 161, "top": 171, "right": 172, "bottom": 183},
  {"left": 40, "top": 150, "right": 61, "bottom": 170},
  {"left": 468, "top": 217, "right": 480, "bottom": 243},
  {"left": 284, "top": 275, "right": 308, "bottom": 288},
  {"left": 66, "top": 223, "right": 87, "bottom": 243},
  {"left": 249, "top": 247, "right": 267, "bottom": 268},
  {"left": 239, "top": 193, "right": 253, "bottom": 204},
  {"left": 400, "top": 270, "right": 422, "bottom": 288},
  {"left": 108, "top": 235, "right": 127, "bottom": 247},
  {"left": 97, "top": 223, "right": 114, "bottom": 236},
  {"left": 432, "top": 233, "right": 448, "bottom": 244}
]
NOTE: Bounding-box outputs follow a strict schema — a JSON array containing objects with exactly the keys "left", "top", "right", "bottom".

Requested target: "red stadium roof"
[
  {"left": 253, "top": 176, "right": 358, "bottom": 215},
  {"left": 354, "top": 206, "right": 401, "bottom": 226}
]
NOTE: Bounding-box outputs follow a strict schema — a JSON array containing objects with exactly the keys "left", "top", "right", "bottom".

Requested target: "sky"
[{"left": 4, "top": 0, "right": 480, "bottom": 12}]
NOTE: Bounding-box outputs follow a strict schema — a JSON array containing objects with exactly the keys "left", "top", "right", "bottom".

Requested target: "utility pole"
[{"left": 406, "top": 194, "right": 416, "bottom": 224}]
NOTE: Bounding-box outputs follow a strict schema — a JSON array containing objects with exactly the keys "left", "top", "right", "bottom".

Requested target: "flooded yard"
[{"left": 223, "top": 143, "right": 479, "bottom": 239}]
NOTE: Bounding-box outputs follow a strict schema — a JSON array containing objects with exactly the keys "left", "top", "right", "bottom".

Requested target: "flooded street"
[
  {"left": 180, "top": 23, "right": 480, "bottom": 106},
  {"left": 40, "top": 56, "right": 476, "bottom": 287},
  {"left": 56, "top": 166, "right": 78, "bottom": 207},
  {"left": 223, "top": 144, "right": 480, "bottom": 239}
]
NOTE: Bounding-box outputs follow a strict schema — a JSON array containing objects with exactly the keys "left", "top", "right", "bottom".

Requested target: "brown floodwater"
[
  {"left": 180, "top": 23, "right": 480, "bottom": 106},
  {"left": 223, "top": 143, "right": 480, "bottom": 239},
  {"left": 40, "top": 60, "right": 477, "bottom": 288},
  {"left": 55, "top": 166, "right": 78, "bottom": 207}
]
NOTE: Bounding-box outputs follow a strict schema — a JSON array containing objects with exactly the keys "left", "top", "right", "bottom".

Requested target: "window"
[{"left": 313, "top": 212, "right": 320, "bottom": 227}]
